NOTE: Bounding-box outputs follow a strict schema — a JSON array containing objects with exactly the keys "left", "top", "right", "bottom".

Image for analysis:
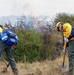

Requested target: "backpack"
[
  {"left": 68, "top": 26, "right": 74, "bottom": 40},
  {"left": 0, "top": 29, "right": 18, "bottom": 46}
]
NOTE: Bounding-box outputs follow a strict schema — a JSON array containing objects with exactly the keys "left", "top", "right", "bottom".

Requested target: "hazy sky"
[{"left": 0, "top": 0, "right": 74, "bottom": 18}]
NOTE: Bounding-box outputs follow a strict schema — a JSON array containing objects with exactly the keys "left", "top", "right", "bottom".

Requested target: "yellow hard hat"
[{"left": 56, "top": 22, "right": 63, "bottom": 28}]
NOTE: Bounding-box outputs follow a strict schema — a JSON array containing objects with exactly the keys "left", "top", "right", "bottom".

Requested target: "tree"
[{"left": 54, "top": 13, "right": 74, "bottom": 25}]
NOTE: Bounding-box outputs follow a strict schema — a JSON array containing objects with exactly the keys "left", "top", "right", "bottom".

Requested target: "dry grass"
[{"left": 0, "top": 55, "right": 68, "bottom": 75}]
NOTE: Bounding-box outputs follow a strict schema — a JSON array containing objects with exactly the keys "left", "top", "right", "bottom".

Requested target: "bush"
[
  {"left": 13, "top": 29, "right": 43, "bottom": 62},
  {"left": 54, "top": 13, "right": 74, "bottom": 25},
  {"left": 13, "top": 29, "right": 62, "bottom": 62}
]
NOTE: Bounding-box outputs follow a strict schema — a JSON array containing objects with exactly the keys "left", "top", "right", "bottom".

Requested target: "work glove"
[{"left": 64, "top": 37, "right": 68, "bottom": 43}]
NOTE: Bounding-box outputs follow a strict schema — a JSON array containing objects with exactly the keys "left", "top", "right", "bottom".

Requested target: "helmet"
[
  {"left": 56, "top": 22, "right": 63, "bottom": 28},
  {"left": 4, "top": 23, "right": 10, "bottom": 29},
  {"left": 0, "top": 24, "right": 3, "bottom": 29}
]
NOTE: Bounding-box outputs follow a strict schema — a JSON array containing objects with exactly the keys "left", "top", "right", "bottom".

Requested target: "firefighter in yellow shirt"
[{"left": 56, "top": 22, "right": 74, "bottom": 75}]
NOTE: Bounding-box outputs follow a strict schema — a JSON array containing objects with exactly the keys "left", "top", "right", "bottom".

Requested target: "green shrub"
[
  {"left": 13, "top": 29, "right": 43, "bottom": 62},
  {"left": 13, "top": 29, "right": 61, "bottom": 62}
]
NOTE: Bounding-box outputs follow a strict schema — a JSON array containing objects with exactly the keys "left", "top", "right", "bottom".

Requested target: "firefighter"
[
  {"left": 0, "top": 24, "right": 18, "bottom": 75},
  {"left": 56, "top": 22, "right": 74, "bottom": 75}
]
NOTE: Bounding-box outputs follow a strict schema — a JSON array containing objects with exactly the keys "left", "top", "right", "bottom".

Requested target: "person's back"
[{"left": 0, "top": 24, "right": 18, "bottom": 75}]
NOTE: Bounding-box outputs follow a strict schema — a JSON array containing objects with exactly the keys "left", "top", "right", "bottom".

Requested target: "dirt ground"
[{"left": 0, "top": 55, "right": 68, "bottom": 75}]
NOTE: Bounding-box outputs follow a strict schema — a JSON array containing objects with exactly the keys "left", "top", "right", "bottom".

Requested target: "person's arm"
[{"left": 63, "top": 23, "right": 72, "bottom": 49}]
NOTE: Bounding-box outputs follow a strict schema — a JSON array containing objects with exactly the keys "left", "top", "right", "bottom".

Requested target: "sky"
[{"left": 0, "top": 0, "right": 74, "bottom": 19}]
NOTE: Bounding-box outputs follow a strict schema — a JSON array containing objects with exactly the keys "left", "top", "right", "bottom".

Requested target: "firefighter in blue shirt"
[{"left": 0, "top": 24, "right": 18, "bottom": 75}]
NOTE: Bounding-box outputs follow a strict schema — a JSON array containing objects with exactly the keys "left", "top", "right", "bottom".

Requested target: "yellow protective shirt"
[
  {"left": 0, "top": 27, "right": 3, "bottom": 33},
  {"left": 63, "top": 23, "right": 72, "bottom": 38},
  {"left": 63, "top": 23, "right": 72, "bottom": 48}
]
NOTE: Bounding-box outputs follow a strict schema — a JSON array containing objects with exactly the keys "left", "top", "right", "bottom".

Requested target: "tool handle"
[{"left": 62, "top": 49, "right": 66, "bottom": 67}]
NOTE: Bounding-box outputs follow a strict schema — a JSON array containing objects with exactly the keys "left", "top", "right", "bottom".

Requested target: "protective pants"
[
  {"left": 0, "top": 41, "right": 18, "bottom": 75},
  {"left": 68, "top": 40, "right": 74, "bottom": 75}
]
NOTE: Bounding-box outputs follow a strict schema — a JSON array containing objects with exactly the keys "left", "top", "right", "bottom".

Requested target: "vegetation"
[
  {"left": 0, "top": 55, "right": 68, "bottom": 75},
  {"left": 12, "top": 29, "right": 61, "bottom": 62},
  {"left": 12, "top": 13, "right": 74, "bottom": 63},
  {"left": 1, "top": 13, "right": 74, "bottom": 75},
  {"left": 13, "top": 29, "right": 43, "bottom": 62},
  {"left": 54, "top": 13, "right": 74, "bottom": 26}
]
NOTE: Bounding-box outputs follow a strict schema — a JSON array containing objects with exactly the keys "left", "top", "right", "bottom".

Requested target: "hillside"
[{"left": 0, "top": 54, "right": 68, "bottom": 75}]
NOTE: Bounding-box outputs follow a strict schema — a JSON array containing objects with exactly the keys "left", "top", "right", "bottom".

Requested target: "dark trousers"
[
  {"left": 0, "top": 41, "right": 18, "bottom": 74},
  {"left": 68, "top": 41, "right": 74, "bottom": 74}
]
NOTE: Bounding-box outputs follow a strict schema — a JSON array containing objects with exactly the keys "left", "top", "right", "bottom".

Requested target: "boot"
[
  {"left": 13, "top": 70, "right": 18, "bottom": 75},
  {"left": 12, "top": 67, "right": 18, "bottom": 75},
  {"left": 13, "top": 72, "right": 18, "bottom": 75}
]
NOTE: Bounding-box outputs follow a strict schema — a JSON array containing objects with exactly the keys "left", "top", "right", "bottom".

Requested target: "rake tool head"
[
  {"left": 1, "top": 63, "right": 10, "bottom": 73},
  {"left": 1, "top": 67, "right": 7, "bottom": 73},
  {"left": 58, "top": 63, "right": 67, "bottom": 69}
]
